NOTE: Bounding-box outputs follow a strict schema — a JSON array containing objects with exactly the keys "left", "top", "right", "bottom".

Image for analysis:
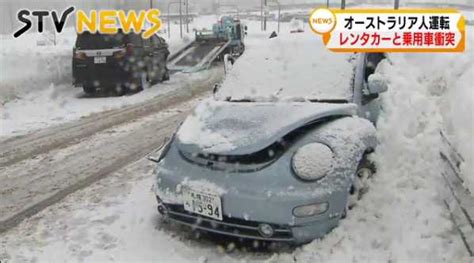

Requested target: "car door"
[
  {"left": 151, "top": 35, "right": 169, "bottom": 76},
  {"left": 127, "top": 33, "right": 145, "bottom": 66},
  {"left": 142, "top": 36, "right": 154, "bottom": 62},
  {"left": 357, "top": 53, "right": 386, "bottom": 124}
]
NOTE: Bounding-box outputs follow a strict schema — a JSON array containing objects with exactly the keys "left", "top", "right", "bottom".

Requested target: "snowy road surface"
[
  {"left": 0, "top": 67, "right": 223, "bottom": 167},
  {"left": 1, "top": 19, "right": 473, "bottom": 263},
  {"left": 0, "top": 66, "right": 223, "bottom": 232}
]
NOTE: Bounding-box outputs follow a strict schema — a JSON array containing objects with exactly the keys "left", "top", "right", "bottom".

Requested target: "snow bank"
[
  {"left": 442, "top": 70, "right": 473, "bottom": 191},
  {"left": 379, "top": 26, "right": 473, "bottom": 193},
  {"left": 0, "top": 31, "right": 73, "bottom": 105},
  {"left": 281, "top": 48, "right": 471, "bottom": 262},
  {"left": 438, "top": 48, "right": 474, "bottom": 192}
]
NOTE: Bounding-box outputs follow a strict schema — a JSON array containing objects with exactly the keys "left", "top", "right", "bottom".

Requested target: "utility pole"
[
  {"left": 341, "top": 0, "right": 346, "bottom": 9},
  {"left": 260, "top": 0, "right": 263, "bottom": 30},
  {"left": 150, "top": 0, "right": 153, "bottom": 9},
  {"left": 268, "top": 0, "right": 281, "bottom": 33},
  {"left": 277, "top": 2, "right": 280, "bottom": 33},
  {"left": 167, "top": 1, "right": 183, "bottom": 39},
  {"left": 264, "top": 0, "right": 267, "bottom": 31},
  {"left": 185, "top": 0, "right": 189, "bottom": 33},
  {"left": 394, "top": 0, "right": 400, "bottom": 9},
  {"left": 327, "top": 0, "right": 329, "bottom": 8},
  {"left": 179, "top": 0, "right": 183, "bottom": 39}
]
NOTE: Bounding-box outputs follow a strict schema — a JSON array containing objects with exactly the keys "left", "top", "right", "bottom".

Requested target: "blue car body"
[{"left": 152, "top": 34, "right": 387, "bottom": 244}]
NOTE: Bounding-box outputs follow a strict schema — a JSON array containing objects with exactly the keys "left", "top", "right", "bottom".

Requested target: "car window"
[
  {"left": 127, "top": 33, "right": 143, "bottom": 47},
  {"left": 142, "top": 37, "right": 152, "bottom": 48},
  {"left": 75, "top": 32, "right": 125, "bottom": 49},
  {"left": 364, "top": 53, "right": 385, "bottom": 81},
  {"left": 151, "top": 35, "right": 163, "bottom": 47}
]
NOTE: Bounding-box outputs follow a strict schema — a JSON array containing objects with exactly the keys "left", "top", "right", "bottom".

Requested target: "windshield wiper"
[
  {"left": 226, "top": 98, "right": 348, "bottom": 103},
  {"left": 227, "top": 98, "right": 255, "bottom": 102}
]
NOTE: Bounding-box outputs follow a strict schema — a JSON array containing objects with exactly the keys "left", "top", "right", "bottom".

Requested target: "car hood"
[{"left": 176, "top": 99, "right": 357, "bottom": 155}]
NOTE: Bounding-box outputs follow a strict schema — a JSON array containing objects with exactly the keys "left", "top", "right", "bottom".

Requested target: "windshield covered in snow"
[{"left": 215, "top": 33, "right": 354, "bottom": 102}]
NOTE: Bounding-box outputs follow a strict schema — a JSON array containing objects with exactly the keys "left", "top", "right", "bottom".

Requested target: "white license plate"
[
  {"left": 183, "top": 187, "right": 223, "bottom": 221},
  {"left": 94, "top": 56, "right": 106, "bottom": 64}
]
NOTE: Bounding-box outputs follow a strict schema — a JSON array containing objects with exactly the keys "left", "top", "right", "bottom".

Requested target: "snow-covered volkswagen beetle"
[{"left": 151, "top": 32, "right": 387, "bottom": 244}]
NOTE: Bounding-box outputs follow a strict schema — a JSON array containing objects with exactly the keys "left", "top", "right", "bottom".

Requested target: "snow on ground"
[
  {"left": 0, "top": 69, "right": 211, "bottom": 137},
  {"left": 438, "top": 41, "right": 474, "bottom": 193},
  {"left": 0, "top": 157, "right": 267, "bottom": 262},
  {"left": 0, "top": 15, "right": 219, "bottom": 138}
]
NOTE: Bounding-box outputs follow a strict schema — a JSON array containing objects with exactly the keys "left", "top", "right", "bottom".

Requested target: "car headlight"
[
  {"left": 291, "top": 143, "right": 334, "bottom": 181},
  {"left": 293, "top": 202, "right": 329, "bottom": 217}
]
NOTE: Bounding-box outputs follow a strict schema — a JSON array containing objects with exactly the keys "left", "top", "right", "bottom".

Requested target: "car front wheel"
[
  {"left": 130, "top": 72, "right": 149, "bottom": 93},
  {"left": 347, "top": 154, "right": 376, "bottom": 210},
  {"left": 162, "top": 69, "right": 170, "bottom": 82},
  {"left": 83, "top": 85, "right": 96, "bottom": 95}
]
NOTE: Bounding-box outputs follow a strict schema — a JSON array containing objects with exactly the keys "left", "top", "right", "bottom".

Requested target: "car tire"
[
  {"left": 130, "top": 72, "right": 148, "bottom": 93},
  {"left": 162, "top": 69, "right": 170, "bottom": 82},
  {"left": 83, "top": 85, "right": 96, "bottom": 95},
  {"left": 347, "top": 153, "right": 376, "bottom": 210},
  {"left": 139, "top": 72, "right": 149, "bottom": 90},
  {"left": 114, "top": 84, "right": 127, "bottom": 96},
  {"left": 147, "top": 64, "right": 159, "bottom": 85}
]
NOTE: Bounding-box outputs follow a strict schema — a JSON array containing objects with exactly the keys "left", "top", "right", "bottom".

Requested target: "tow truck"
[{"left": 168, "top": 16, "right": 246, "bottom": 73}]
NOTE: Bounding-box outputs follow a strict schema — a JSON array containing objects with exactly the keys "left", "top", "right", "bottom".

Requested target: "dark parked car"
[{"left": 73, "top": 30, "right": 170, "bottom": 95}]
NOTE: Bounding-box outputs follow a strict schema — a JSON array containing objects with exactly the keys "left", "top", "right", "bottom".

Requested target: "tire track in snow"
[
  {"left": 0, "top": 102, "right": 194, "bottom": 233},
  {"left": 0, "top": 67, "right": 223, "bottom": 168},
  {"left": 0, "top": 68, "right": 223, "bottom": 233}
]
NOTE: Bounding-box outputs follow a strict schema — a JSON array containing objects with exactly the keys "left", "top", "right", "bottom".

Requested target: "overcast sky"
[{"left": 0, "top": 0, "right": 472, "bottom": 34}]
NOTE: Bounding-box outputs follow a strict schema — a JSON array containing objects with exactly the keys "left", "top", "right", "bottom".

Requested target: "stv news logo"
[{"left": 13, "top": 6, "right": 162, "bottom": 39}]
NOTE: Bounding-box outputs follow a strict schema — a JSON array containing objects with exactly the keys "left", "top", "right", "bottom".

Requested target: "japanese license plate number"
[
  {"left": 183, "top": 188, "right": 222, "bottom": 221},
  {"left": 94, "top": 56, "right": 106, "bottom": 64}
]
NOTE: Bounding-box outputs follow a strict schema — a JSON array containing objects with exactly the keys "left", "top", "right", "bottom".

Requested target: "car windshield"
[
  {"left": 215, "top": 33, "right": 354, "bottom": 102},
  {"left": 75, "top": 32, "right": 125, "bottom": 50}
]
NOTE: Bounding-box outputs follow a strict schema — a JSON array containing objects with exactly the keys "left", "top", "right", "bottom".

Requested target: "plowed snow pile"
[{"left": 274, "top": 28, "right": 473, "bottom": 262}]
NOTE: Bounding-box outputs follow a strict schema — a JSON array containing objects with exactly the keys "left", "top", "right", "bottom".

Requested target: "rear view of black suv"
[{"left": 73, "top": 30, "right": 170, "bottom": 95}]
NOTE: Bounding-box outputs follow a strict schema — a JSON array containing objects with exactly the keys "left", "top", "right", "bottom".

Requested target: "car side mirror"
[
  {"left": 147, "top": 137, "right": 169, "bottom": 163},
  {"left": 367, "top": 73, "right": 388, "bottom": 94}
]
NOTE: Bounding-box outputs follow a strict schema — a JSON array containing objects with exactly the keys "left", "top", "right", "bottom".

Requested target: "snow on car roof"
[{"left": 215, "top": 31, "right": 355, "bottom": 102}]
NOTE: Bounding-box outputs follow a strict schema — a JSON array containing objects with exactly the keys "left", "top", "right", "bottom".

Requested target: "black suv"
[{"left": 73, "top": 30, "right": 170, "bottom": 95}]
